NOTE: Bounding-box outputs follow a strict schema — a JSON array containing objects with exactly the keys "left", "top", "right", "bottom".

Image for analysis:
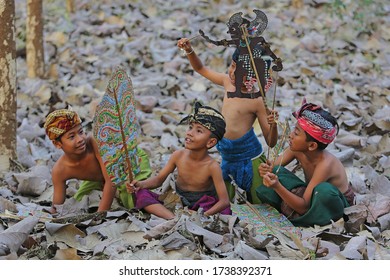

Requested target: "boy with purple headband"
[
  {"left": 127, "top": 102, "right": 231, "bottom": 219},
  {"left": 257, "top": 100, "right": 355, "bottom": 227}
]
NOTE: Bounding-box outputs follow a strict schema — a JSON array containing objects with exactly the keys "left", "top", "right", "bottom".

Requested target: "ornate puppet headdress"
[{"left": 227, "top": 10, "right": 268, "bottom": 37}]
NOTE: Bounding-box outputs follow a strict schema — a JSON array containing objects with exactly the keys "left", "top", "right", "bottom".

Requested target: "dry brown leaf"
[{"left": 53, "top": 248, "right": 81, "bottom": 260}]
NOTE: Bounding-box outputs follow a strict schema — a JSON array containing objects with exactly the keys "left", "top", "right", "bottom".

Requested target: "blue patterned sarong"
[{"left": 216, "top": 128, "right": 262, "bottom": 192}]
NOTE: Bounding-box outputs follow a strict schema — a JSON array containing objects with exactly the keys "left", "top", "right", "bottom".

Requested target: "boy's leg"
[
  {"left": 248, "top": 155, "right": 266, "bottom": 204},
  {"left": 74, "top": 181, "right": 103, "bottom": 201},
  {"left": 144, "top": 204, "right": 175, "bottom": 219},
  {"left": 291, "top": 182, "right": 348, "bottom": 227},
  {"left": 135, "top": 188, "right": 174, "bottom": 219}
]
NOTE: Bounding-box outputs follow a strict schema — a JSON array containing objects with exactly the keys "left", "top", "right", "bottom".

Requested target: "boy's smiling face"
[
  {"left": 54, "top": 124, "right": 87, "bottom": 154},
  {"left": 184, "top": 122, "right": 216, "bottom": 150}
]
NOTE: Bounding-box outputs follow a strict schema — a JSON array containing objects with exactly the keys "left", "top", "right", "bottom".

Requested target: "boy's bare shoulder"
[
  {"left": 322, "top": 151, "right": 344, "bottom": 168},
  {"left": 170, "top": 149, "right": 187, "bottom": 161},
  {"left": 86, "top": 135, "right": 97, "bottom": 150},
  {"left": 51, "top": 155, "right": 68, "bottom": 181}
]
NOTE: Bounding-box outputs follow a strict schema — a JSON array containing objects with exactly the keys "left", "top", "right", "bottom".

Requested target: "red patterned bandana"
[
  {"left": 293, "top": 102, "right": 337, "bottom": 144},
  {"left": 44, "top": 109, "right": 82, "bottom": 141}
]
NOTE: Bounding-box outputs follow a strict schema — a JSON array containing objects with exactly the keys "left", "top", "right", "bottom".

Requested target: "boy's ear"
[
  {"left": 52, "top": 140, "right": 62, "bottom": 149},
  {"left": 207, "top": 138, "right": 218, "bottom": 149},
  {"left": 308, "top": 141, "right": 318, "bottom": 151}
]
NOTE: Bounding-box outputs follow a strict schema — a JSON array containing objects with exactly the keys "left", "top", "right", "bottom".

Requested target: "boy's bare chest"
[
  {"left": 65, "top": 153, "right": 103, "bottom": 181},
  {"left": 296, "top": 156, "right": 316, "bottom": 182},
  {"left": 176, "top": 161, "right": 213, "bottom": 191}
]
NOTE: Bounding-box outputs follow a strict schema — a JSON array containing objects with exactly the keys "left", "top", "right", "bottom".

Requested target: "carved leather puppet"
[{"left": 199, "top": 10, "right": 283, "bottom": 99}]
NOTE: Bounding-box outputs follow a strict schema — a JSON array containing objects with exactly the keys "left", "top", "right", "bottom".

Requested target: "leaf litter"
[{"left": 1, "top": 0, "right": 389, "bottom": 260}]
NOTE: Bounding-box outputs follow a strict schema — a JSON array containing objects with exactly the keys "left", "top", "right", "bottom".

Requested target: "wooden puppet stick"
[
  {"left": 241, "top": 25, "right": 268, "bottom": 112},
  {"left": 112, "top": 89, "right": 134, "bottom": 183},
  {"left": 267, "top": 71, "right": 279, "bottom": 159}
]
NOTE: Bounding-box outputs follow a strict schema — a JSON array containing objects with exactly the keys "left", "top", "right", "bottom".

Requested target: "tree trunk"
[
  {"left": 66, "top": 0, "right": 75, "bottom": 14},
  {"left": 26, "top": 0, "right": 44, "bottom": 78},
  {"left": 0, "top": 0, "right": 17, "bottom": 173}
]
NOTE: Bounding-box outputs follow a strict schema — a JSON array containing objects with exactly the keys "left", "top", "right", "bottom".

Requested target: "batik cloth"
[
  {"left": 256, "top": 166, "right": 353, "bottom": 227},
  {"left": 44, "top": 109, "right": 82, "bottom": 141},
  {"left": 217, "top": 128, "right": 264, "bottom": 202},
  {"left": 135, "top": 184, "right": 232, "bottom": 215},
  {"left": 73, "top": 147, "right": 152, "bottom": 209}
]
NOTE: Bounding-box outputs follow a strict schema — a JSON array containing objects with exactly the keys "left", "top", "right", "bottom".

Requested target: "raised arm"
[{"left": 177, "top": 38, "right": 229, "bottom": 87}]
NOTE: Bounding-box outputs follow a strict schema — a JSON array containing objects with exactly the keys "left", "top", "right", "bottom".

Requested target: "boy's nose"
[{"left": 76, "top": 134, "right": 84, "bottom": 142}]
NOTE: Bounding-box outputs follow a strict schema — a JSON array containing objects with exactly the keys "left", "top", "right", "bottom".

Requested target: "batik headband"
[
  {"left": 44, "top": 109, "right": 82, "bottom": 141},
  {"left": 293, "top": 101, "right": 337, "bottom": 144},
  {"left": 179, "top": 102, "right": 226, "bottom": 141}
]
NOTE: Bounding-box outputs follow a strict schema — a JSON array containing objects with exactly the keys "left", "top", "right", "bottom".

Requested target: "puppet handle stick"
[
  {"left": 113, "top": 90, "right": 134, "bottom": 183},
  {"left": 188, "top": 34, "right": 201, "bottom": 41},
  {"left": 267, "top": 71, "right": 279, "bottom": 159},
  {"left": 241, "top": 26, "right": 268, "bottom": 112}
]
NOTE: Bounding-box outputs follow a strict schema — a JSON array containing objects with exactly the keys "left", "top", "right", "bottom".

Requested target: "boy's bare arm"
[
  {"left": 265, "top": 158, "right": 331, "bottom": 214},
  {"left": 133, "top": 150, "right": 180, "bottom": 190},
  {"left": 204, "top": 162, "right": 230, "bottom": 216},
  {"left": 177, "top": 38, "right": 227, "bottom": 86},
  {"left": 51, "top": 165, "right": 68, "bottom": 212},
  {"left": 256, "top": 105, "right": 278, "bottom": 148},
  {"left": 90, "top": 138, "right": 115, "bottom": 212}
]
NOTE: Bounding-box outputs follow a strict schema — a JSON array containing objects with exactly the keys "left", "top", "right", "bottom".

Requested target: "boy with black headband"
[
  {"left": 257, "top": 100, "right": 355, "bottom": 227},
  {"left": 127, "top": 102, "right": 231, "bottom": 219}
]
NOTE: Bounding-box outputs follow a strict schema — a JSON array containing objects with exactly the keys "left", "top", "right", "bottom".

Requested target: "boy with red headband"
[{"left": 257, "top": 101, "right": 355, "bottom": 227}]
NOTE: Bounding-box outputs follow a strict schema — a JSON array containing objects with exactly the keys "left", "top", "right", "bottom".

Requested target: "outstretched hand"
[{"left": 177, "top": 38, "right": 193, "bottom": 53}]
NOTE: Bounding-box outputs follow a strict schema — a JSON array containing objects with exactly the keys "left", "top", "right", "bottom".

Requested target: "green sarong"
[
  {"left": 74, "top": 147, "right": 152, "bottom": 209},
  {"left": 255, "top": 166, "right": 349, "bottom": 227},
  {"left": 225, "top": 154, "right": 266, "bottom": 204}
]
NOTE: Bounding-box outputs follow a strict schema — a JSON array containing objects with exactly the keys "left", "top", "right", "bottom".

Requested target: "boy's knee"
[{"left": 311, "top": 183, "right": 344, "bottom": 208}]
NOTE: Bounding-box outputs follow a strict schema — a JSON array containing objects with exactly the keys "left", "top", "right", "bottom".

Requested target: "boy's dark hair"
[{"left": 304, "top": 108, "right": 339, "bottom": 150}]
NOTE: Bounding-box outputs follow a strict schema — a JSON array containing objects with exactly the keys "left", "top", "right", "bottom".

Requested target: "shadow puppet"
[{"left": 199, "top": 9, "right": 283, "bottom": 99}]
